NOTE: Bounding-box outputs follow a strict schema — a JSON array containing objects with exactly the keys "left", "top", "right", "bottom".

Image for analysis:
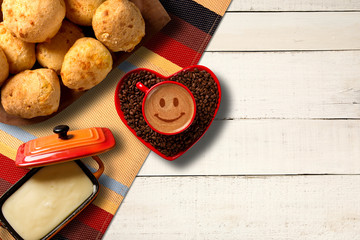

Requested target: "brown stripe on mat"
[
  {"left": 0, "top": 178, "right": 12, "bottom": 195},
  {"left": 161, "top": 14, "right": 212, "bottom": 54},
  {"left": 159, "top": 0, "right": 222, "bottom": 35}
]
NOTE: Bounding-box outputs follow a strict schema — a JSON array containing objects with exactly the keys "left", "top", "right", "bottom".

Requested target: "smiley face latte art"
[{"left": 144, "top": 83, "right": 195, "bottom": 134}]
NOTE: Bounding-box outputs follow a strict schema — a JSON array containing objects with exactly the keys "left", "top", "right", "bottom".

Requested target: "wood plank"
[
  {"left": 140, "top": 120, "right": 360, "bottom": 175},
  {"left": 139, "top": 51, "right": 360, "bottom": 175},
  {"left": 228, "top": 0, "right": 360, "bottom": 12},
  {"left": 207, "top": 12, "right": 360, "bottom": 51},
  {"left": 104, "top": 175, "right": 360, "bottom": 239},
  {"left": 199, "top": 51, "right": 360, "bottom": 119}
]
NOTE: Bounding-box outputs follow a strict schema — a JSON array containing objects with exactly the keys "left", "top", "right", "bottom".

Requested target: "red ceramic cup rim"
[{"left": 136, "top": 81, "right": 197, "bottom": 135}]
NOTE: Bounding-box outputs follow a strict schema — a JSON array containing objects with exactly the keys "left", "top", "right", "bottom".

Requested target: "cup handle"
[
  {"left": 136, "top": 82, "right": 149, "bottom": 93},
  {"left": 92, "top": 156, "right": 104, "bottom": 180}
]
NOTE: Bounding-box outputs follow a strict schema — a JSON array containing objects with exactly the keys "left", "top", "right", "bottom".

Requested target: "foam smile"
[{"left": 154, "top": 112, "right": 185, "bottom": 123}]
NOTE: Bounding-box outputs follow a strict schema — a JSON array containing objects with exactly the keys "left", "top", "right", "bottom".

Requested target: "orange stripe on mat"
[{"left": 192, "top": 0, "right": 232, "bottom": 16}]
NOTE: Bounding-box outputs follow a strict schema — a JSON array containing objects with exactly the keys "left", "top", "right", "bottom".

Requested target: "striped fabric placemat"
[{"left": 0, "top": 0, "right": 231, "bottom": 239}]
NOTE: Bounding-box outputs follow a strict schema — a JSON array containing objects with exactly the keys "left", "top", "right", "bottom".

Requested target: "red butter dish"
[{"left": 0, "top": 125, "right": 115, "bottom": 240}]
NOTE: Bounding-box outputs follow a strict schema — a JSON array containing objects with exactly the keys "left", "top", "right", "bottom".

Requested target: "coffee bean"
[{"left": 117, "top": 69, "right": 220, "bottom": 157}]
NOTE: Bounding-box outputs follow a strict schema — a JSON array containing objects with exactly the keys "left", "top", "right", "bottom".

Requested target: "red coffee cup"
[{"left": 136, "top": 81, "right": 196, "bottom": 135}]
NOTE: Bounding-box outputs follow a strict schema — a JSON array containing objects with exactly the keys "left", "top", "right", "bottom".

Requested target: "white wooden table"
[{"left": 104, "top": 1, "right": 360, "bottom": 239}]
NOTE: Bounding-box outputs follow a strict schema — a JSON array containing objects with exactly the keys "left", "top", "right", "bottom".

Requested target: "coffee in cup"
[{"left": 136, "top": 81, "right": 196, "bottom": 135}]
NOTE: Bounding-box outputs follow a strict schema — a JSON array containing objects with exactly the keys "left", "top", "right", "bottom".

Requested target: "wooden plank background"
[{"left": 105, "top": 0, "right": 360, "bottom": 238}]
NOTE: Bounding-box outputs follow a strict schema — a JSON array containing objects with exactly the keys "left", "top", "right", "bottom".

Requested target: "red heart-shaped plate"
[{"left": 114, "top": 65, "right": 221, "bottom": 160}]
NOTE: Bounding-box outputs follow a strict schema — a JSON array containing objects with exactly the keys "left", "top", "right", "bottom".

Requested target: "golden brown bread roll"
[
  {"left": 92, "top": 0, "right": 145, "bottom": 52},
  {"left": 61, "top": 37, "right": 113, "bottom": 91},
  {"left": 2, "top": 0, "right": 66, "bottom": 43},
  {"left": 1, "top": 69, "right": 61, "bottom": 119},
  {"left": 65, "top": 0, "right": 105, "bottom": 26},
  {"left": 0, "top": 23, "right": 36, "bottom": 74},
  {"left": 36, "top": 20, "right": 84, "bottom": 74},
  {"left": 0, "top": 47, "right": 9, "bottom": 86}
]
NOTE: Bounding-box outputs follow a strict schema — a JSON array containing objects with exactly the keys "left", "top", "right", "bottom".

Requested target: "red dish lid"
[{"left": 15, "top": 125, "right": 116, "bottom": 168}]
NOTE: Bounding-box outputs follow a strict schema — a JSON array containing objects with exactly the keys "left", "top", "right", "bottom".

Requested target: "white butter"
[{"left": 2, "top": 161, "right": 94, "bottom": 240}]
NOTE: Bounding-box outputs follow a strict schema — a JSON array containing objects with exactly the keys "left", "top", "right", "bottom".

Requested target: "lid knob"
[{"left": 53, "top": 125, "right": 70, "bottom": 140}]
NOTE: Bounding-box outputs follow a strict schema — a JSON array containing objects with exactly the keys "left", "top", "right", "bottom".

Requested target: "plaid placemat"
[{"left": 0, "top": 0, "right": 231, "bottom": 239}]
